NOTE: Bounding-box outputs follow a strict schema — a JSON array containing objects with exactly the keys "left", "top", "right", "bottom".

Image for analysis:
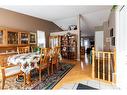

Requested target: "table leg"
[
  {"left": 51, "top": 64, "right": 54, "bottom": 74},
  {"left": 39, "top": 69, "right": 42, "bottom": 82},
  {"left": 24, "top": 74, "right": 26, "bottom": 84},
  {"left": 28, "top": 73, "right": 31, "bottom": 85}
]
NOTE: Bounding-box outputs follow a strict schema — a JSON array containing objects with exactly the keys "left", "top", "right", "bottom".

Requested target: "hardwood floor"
[{"left": 53, "top": 55, "right": 92, "bottom": 89}]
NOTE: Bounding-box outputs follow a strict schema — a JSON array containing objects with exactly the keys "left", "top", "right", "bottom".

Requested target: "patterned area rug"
[
  {"left": 32, "top": 63, "right": 74, "bottom": 90},
  {"left": 0, "top": 62, "right": 74, "bottom": 90}
]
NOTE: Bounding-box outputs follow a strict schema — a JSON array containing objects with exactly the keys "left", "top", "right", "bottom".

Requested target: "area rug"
[
  {"left": 31, "top": 62, "right": 74, "bottom": 90},
  {"left": 0, "top": 62, "right": 74, "bottom": 90},
  {"left": 77, "top": 83, "right": 98, "bottom": 90}
]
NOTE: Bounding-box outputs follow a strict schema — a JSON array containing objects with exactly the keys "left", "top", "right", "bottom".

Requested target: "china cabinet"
[
  {"left": 61, "top": 34, "right": 77, "bottom": 59},
  {"left": 0, "top": 27, "right": 35, "bottom": 46},
  {"left": 0, "top": 26, "right": 36, "bottom": 48},
  {"left": 49, "top": 34, "right": 77, "bottom": 59},
  {"left": 0, "top": 27, "right": 37, "bottom": 55}
]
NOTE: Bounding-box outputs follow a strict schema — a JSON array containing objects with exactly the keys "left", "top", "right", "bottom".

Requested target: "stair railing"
[{"left": 92, "top": 47, "right": 116, "bottom": 83}]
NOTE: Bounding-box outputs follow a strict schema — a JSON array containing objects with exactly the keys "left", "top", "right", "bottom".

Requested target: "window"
[{"left": 37, "top": 30, "right": 46, "bottom": 48}]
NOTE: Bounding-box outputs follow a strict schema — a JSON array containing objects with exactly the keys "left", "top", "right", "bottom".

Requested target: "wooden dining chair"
[
  {"left": 38, "top": 48, "right": 51, "bottom": 81},
  {"left": 0, "top": 54, "right": 25, "bottom": 89},
  {"left": 51, "top": 47, "right": 60, "bottom": 74},
  {"left": 17, "top": 46, "right": 30, "bottom": 54}
]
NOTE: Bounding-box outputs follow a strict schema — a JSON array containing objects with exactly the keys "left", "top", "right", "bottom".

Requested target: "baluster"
[
  {"left": 103, "top": 52, "right": 105, "bottom": 80},
  {"left": 98, "top": 52, "right": 100, "bottom": 79},
  {"left": 92, "top": 47, "right": 95, "bottom": 79},
  {"left": 108, "top": 52, "right": 111, "bottom": 82},
  {"left": 113, "top": 48, "right": 116, "bottom": 83}
]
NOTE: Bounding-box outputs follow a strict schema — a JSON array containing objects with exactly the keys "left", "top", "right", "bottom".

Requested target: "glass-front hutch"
[
  {"left": 0, "top": 27, "right": 37, "bottom": 54},
  {"left": 0, "top": 27, "right": 37, "bottom": 47}
]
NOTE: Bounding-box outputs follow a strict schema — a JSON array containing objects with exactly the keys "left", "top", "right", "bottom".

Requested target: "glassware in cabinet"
[{"left": 7, "top": 31, "right": 18, "bottom": 44}]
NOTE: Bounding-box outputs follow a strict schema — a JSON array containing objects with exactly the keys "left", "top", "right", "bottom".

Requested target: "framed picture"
[
  {"left": 30, "top": 32, "right": 37, "bottom": 44},
  {"left": 110, "top": 28, "right": 113, "bottom": 37},
  {"left": 111, "top": 37, "right": 115, "bottom": 46}
]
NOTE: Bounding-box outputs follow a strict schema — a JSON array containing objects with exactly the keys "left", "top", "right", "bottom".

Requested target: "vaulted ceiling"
[{"left": 1, "top": 6, "right": 112, "bottom": 36}]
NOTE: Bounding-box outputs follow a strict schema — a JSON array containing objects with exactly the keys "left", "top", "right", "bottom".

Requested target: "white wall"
[
  {"left": 53, "top": 17, "right": 77, "bottom": 31},
  {"left": 116, "top": 6, "right": 127, "bottom": 89},
  {"left": 95, "top": 31, "right": 104, "bottom": 51}
]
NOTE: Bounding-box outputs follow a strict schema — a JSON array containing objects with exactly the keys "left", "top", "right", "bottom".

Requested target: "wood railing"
[{"left": 92, "top": 48, "right": 116, "bottom": 83}]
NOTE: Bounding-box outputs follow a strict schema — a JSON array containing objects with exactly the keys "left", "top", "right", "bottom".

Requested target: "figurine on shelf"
[{"left": 68, "top": 25, "right": 77, "bottom": 30}]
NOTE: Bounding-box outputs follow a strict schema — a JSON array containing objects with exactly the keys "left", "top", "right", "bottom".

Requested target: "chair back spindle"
[{"left": 17, "top": 46, "right": 30, "bottom": 54}]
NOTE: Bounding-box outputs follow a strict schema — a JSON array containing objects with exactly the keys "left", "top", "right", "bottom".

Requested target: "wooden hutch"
[
  {"left": 0, "top": 26, "right": 37, "bottom": 53},
  {"left": 61, "top": 34, "right": 77, "bottom": 59},
  {"left": 49, "top": 32, "right": 77, "bottom": 59}
]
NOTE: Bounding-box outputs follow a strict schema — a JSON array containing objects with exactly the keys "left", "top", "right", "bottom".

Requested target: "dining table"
[
  {"left": 7, "top": 52, "right": 41, "bottom": 75},
  {"left": 7, "top": 50, "right": 62, "bottom": 84},
  {"left": 7, "top": 51, "right": 62, "bottom": 74}
]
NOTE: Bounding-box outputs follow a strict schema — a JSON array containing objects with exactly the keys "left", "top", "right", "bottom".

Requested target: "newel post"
[{"left": 92, "top": 47, "right": 95, "bottom": 79}]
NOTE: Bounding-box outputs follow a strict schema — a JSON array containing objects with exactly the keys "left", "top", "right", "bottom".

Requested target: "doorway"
[{"left": 81, "top": 37, "right": 94, "bottom": 65}]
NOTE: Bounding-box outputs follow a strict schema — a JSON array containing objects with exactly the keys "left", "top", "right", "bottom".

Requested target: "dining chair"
[
  {"left": 0, "top": 54, "right": 25, "bottom": 89},
  {"left": 38, "top": 48, "right": 51, "bottom": 81},
  {"left": 51, "top": 47, "right": 60, "bottom": 74},
  {"left": 17, "top": 46, "right": 30, "bottom": 54},
  {"left": 17, "top": 46, "right": 30, "bottom": 83}
]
